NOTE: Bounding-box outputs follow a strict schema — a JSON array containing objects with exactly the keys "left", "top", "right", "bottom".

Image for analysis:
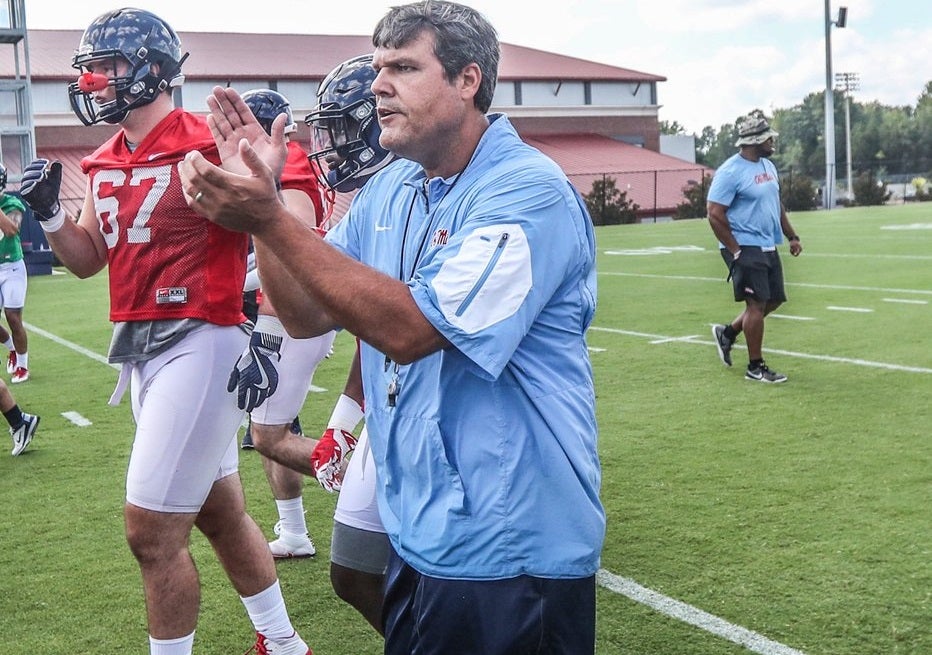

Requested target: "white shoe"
[
  {"left": 247, "top": 631, "right": 312, "bottom": 655},
  {"left": 268, "top": 532, "right": 316, "bottom": 559},
  {"left": 11, "top": 413, "right": 39, "bottom": 456}
]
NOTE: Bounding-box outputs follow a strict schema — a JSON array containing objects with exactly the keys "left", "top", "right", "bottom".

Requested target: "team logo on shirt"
[
  {"left": 156, "top": 287, "right": 188, "bottom": 304},
  {"left": 431, "top": 229, "right": 449, "bottom": 247}
]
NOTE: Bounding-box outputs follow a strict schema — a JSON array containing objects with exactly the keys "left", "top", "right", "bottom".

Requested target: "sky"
[{"left": 24, "top": 0, "right": 932, "bottom": 135}]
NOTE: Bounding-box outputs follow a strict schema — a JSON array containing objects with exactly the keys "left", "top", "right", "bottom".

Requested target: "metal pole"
[
  {"left": 824, "top": 0, "right": 836, "bottom": 209},
  {"left": 844, "top": 93, "right": 853, "bottom": 200}
]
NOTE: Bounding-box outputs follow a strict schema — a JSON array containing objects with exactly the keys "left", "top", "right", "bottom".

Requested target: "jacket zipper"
[{"left": 454, "top": 232, "right": 510, "bottom": 317}]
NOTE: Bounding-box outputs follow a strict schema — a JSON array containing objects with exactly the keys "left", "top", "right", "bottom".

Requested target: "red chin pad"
[{"left": 77, "top": 72, "right": 110, "bottom": 93}]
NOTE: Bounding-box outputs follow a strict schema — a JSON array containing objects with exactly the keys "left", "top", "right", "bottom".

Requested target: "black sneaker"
[
  {"left": 712, "top": 324, "right": 733, "bottom": 367},
  {"left": 745, "top": 363, "right": 787, "bottom": 383}
]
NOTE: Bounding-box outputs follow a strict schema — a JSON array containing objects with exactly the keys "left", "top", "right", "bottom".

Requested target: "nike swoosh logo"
[
  {"left": 147, "top": 152, "right": 168, "bottom": 161},
  {"left": 375, "top": 225, "right": 391, "bottom": 232},
  {"left": 254, "top": 363, "right": 270, "bottom": 391}
]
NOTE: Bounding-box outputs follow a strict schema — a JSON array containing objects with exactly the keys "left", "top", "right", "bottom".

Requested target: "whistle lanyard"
[{"left": 385, "top": 172, "right": 462, "bottom": 407}]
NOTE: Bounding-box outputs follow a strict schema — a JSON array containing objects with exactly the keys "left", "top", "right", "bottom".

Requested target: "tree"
[
  {"left": 779, "top": 171, "right": 819, "bottom": 211},
  {"left": 690, "top": 81, "right": 932, "bottom": 182},
  {"left": 584, "top": 176, "right": 640, "bottom": 225},
  {"left": 852, "top": 170, "right": 891, "bottom": 206},
  {"left": 659, "top": 120, "right": 687, "bottom": 135},
  {"left": 674, "top": 174, "right": 711, "bottom": 219}
]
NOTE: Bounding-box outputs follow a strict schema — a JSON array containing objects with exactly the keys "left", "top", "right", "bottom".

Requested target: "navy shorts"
[
  {"left": 382, "top": 547, "right": 596, "bottom": 655},
  {"left": 722, "top": 246, "right": 787, "bottom": 304}
]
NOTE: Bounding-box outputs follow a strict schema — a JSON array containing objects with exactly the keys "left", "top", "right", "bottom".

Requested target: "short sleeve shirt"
[
  {"left": 707, "top": 152, "right": 783, "bottom": 248},
  {"left": 326, "top": 114, "right": 604, "bottom": 580}
]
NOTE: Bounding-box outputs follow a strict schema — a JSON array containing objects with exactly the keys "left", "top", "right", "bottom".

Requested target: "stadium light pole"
[
  {"left": 835, "top": 71, "right": 859, "bottom": 201},
  {"left": 823, "top": 3, "right": 847, "bottom": 209}
]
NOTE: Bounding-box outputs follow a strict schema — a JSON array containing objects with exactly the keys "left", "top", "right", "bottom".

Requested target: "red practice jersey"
[
  {"left": 282, "top": 141, "right": 327, "bottom": 228},
  {"left": 81, "top": 109, "right": 248, "bottom": 324}
]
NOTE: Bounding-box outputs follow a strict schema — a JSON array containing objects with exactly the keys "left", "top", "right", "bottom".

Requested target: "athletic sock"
[
  {"left": 723, "top": 325, "right": 739, "bottom": 341},
  {"left": 241, "top": 580, "right": 296, "bottom": 641},
  {"left": 275, "top": 497, "right": 308, "bottom": 537},
  {"left": 2, "top": 337, "right": 12, "bottom": 351},
  {"left": 15, "top": 352, "right": 27, "bottom": 369},
  {"left": 149, "top": 631, "right": 194, "bottom": 655},
  {"left": 748, "top": 358, "right": 764, "bottom": 370},
  {"left": 3, "top": 405, "right": 24, "bottom": 429}
]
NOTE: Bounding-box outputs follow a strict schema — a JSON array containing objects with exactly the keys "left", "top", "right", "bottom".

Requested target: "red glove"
[{"left": 310, "top": 428, "right": 358, "bottom": 492}]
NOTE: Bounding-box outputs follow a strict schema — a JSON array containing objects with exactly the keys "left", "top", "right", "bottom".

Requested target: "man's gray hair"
[{"left": 373, "top": 0, "right": 500, "bottom": 113}]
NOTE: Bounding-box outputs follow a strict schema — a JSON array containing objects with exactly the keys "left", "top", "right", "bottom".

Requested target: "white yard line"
[
  {"left": 597, "top": 570, "right": 808, "bottom": 655},
  {"left": 589, "top": 326, "right": 932, "bottom": 374},
  {"left": 826, "top": 306, "right": 874, "bottom": 313},
  {"left": 883, "top": 298, "right": 928, "bottom": 305},
  {"left": 769, "top": 314, "right": 816, "bottom": 321},
  {"left": 599, "top": 271, "right": 932, "bottom": 296},
  {"left": 24, "top": 322, "right": 119, "bottom": 370},
  {"left": 61, "top": 411, "right": 93, "bottom": 427}
]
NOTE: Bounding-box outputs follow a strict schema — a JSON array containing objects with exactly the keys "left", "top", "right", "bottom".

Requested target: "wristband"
[
  {"left": 327, "top": 393, "right": 365, "bottom": 433},
  {"left": 39, "top": 207, "right": 67, "bottom": 233}
]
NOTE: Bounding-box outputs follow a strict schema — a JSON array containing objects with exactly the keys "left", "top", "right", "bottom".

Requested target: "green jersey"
[{"left": 0, "top": 193, "right": 26, "bottom": 264}]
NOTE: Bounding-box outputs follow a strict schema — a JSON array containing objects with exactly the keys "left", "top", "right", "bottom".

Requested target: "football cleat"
[
  {"left": 11, "top": 413, "right": 39, "bottom": 456},
  {"left": 11, "top": 366, "right": 28, "bottom": 384},
  {"left": 244, "top": 631, "right": 312, "bottom": 655},
  {"left": 6, "top": 351, "right": 15, "bottom": 374},
  {"left": 269, "top": 532, "right": 316, "bottom": 559}
]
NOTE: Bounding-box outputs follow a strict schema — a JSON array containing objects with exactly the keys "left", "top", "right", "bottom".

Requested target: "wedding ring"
[{"left": 194, "top": 191, "right": 204, "bottom": 203}]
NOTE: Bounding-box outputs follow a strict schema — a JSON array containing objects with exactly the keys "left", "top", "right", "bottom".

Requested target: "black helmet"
[
  {"left": 242, "top": 89, "right": 297, "bottom": 137},
  {"left": 304, "top": 54, "right": 395, "bottom": 192},
  {"left": 68, "top": 7, "right": 187, "bottom": 125}
]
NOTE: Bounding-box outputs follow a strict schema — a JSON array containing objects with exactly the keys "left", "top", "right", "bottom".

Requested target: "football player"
[
  {"left": 305, "top": 54, "right": 395, "bottom": 634},
  {"left": 0, "top": 162, "right": 32, "bottom": 383},
  {"left": 235, "top": 54, "right": 395, "bottom": 635},
  {"left": 18, "top": 9, "right": 310, "bottom": 655},
  {"left": 233, "top": 88, "right": 333, "bottom": 560}
]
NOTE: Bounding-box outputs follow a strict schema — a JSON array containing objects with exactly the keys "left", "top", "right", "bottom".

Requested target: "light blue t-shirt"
[
  {"left": 326, "top": 114, "right": 605, "bottom": 580},
  {"left": 707, "top": 152, "right": 784, "bottom": 248}
]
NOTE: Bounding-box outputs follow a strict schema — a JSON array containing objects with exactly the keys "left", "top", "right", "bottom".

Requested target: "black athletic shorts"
[{"left": 722, "top": 246, "right": 787, "bottom": 304}]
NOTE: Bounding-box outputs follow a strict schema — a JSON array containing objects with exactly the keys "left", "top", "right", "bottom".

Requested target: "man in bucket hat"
[{"left": 707, "top": 113, "right": 803, "bottom": 383}]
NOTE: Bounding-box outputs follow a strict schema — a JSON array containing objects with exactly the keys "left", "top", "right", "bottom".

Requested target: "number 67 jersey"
[{"left": 81, "top": 108, "right": 248, "bottom": 325}]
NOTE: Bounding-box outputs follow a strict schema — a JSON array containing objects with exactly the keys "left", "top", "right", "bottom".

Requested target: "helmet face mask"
[
  {"left": 68, "top": 8, "right": 187, "bottom": 126},
  {"left": 305, "top": 54, "right": 395, "bottom": 193}
]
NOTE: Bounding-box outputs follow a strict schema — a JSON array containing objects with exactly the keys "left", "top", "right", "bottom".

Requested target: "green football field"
[{"left": 0, "top": 203, "right": 929, "bottom": 654}]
